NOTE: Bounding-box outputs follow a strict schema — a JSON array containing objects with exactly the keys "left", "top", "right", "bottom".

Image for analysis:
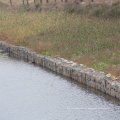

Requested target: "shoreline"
[{"left": 0, "top": 41, "right": 120, "bottom": 100}]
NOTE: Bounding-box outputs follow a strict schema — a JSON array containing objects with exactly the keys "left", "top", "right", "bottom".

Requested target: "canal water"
[{"left": 0, "top": 52, "right": 120, "bottom": 120}]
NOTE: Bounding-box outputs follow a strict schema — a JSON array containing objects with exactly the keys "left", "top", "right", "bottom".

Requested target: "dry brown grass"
[{"left": 0, "top": 1, "right": 120, "bottom": 78}]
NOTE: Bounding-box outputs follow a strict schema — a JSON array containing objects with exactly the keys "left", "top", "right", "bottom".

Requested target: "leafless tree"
[
  {"left": 27, "top": 0, "right": 29, "bottom": 5},
  {"left": 10, "top": 0, "right": 12, "bottom": 6},
  {"left": 23, "top": 0, "right": 24, "bottom": 5}
]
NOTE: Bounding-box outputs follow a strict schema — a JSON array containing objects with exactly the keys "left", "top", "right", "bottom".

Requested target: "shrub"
[
  {"left": 65, "top": 4, "right": 76, "bottom": 14},
  {"left": 93, "top": 7, "right": 107, "bottom": 17},
  {"left": 35, "top": 3, "right": 41, "bottom": 9},
  {"left": 107, "top": 2, "right": 120, "bottom": 18}
]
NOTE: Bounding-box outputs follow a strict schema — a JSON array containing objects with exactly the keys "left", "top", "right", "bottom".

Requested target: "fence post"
[
  {"left": 65, "top": 0, "right": 67, "bottom": 2},
  {"left": 46, "top": 0, "right": 48, "bottom": 3},
  {"left": 40, "top": 0, "right": 42, "bottom": 3},
  {"left": 55, "top": 0, "right": 56, "bottom": 2},
  {"left": 34, "top": 0, "right": 36, "bottom": 4},
  {"left": 61, "top": 0, "right": 63, "bottom": 2}
]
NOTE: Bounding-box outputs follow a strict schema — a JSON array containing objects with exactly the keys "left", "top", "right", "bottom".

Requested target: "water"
[{"left": 0, "top": 53, "right": 120, "bottom": 120}]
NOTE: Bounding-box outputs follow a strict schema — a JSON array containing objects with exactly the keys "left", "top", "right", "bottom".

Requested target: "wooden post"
[
  {"left": 55, "top": 0, "right": 56, "bottom": 2},
  {"left": 65, "top": 0, "right": 67, "bottom": 2},
  {"left": 10, "top": 0, "right": 12, "bottom": 6},
  {"left": 61, "top": 0, "right": 63, "bottom": 2},
  {"left": 40, "top": 0, "right": 42, "bottom": 3},
  {"left": 34, "top": 0, "right": 36, "bottom": 4},
  {"left": 46, "top": 0, "right": 48, "bottom": 3}
]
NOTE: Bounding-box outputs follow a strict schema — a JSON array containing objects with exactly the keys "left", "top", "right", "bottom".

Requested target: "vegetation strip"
[
  {"left": 0, "top": 41, "right": 120, "bottom": 100},
  {"left": 0, "top": 1, "right": 120, "bottom": 77}
]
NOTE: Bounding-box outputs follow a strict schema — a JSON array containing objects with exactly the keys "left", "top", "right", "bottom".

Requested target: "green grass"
[{"left": 0, "top": 1, "right": 120, "bottom": 77}]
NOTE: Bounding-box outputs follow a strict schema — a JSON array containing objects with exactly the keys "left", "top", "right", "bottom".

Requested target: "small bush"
[
  {"left": 93, "top": 7, "right": 108, "bottom": 17},
  {"left": 86, "top": 3, "right": 92, "bottom": 9},
  {"left": 89, "top": 2, "right": 120, "bottom": 18},
  {"left": 18, "top": 5, "right": 31, "bottom": 12},
  {"left": 35, "top": 3, "right": 41, "bottom": 9},
  {"left": 45, "top": 51, "right": 51, "bottom": 56},
  {"left": 35, "top": 3, "right": 42, "bottom": 12},
  {"left": 65, "top": 5, "right": 76, "bottom": 14},
  {"left": 107, "top": 2, "right": 120, "bottom": 18},
  {"left": 65, "top": 4, "right": 88, "bottom": 14}
]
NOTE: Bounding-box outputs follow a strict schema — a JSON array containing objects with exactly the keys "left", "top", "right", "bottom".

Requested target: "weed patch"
[{"left": 0, "top": 1, "right": 120, "bottom": 77}]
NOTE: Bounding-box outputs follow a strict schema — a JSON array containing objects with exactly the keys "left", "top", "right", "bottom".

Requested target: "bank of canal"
[{"left": 0, "top": 53, "right": 120, "bottom": 120}]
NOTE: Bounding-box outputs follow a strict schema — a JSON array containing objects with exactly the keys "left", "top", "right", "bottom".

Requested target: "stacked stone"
[{"left": 0, "top": 41, "right": 120, "bottom": 100}]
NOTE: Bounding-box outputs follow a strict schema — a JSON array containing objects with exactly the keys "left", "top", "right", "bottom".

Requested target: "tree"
[
  {"left": 40, "top": 0, "right": 42, "bottom": 3},
  {"left": 23, "top": 0, "right": 24, "bottom": 5},
  {"left": 10, "top": 0, "right": 12, "bottom": 6},
  {"left": 27, "top": 0, "right": 29, "bottom": 5}
]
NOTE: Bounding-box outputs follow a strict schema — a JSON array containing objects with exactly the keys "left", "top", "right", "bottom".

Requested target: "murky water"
[{"left": 0, "top": 53, "right": 120, "bottom": 120}]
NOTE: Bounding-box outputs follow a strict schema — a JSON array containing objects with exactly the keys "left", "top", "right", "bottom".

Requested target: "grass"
[{"left": 0, "top": 1, "right": 120, "bottom": 78}]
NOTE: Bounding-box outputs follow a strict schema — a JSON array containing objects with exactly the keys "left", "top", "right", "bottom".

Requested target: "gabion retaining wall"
[{"left": 0, "top": 41, "right": 120, "bottom": 100}]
